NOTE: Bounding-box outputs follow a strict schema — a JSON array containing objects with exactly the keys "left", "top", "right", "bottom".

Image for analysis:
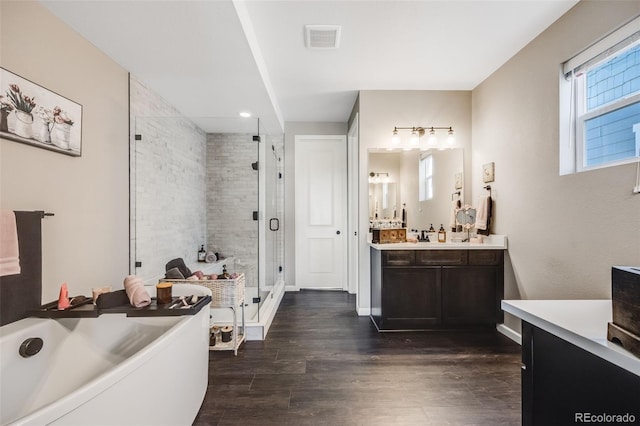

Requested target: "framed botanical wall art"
[
  {"left": 483, "top": 162, "right": 495, "bottom": 183},
  {"left": 0, "top": 68, "right": 82, "bottom": 157}
]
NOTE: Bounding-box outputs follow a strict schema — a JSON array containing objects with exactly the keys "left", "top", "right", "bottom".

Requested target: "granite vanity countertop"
[
  {"left": 369, "top": 234, "right": 507, "bottom": 250},
  {"left": 502, "top": 299, "right": 640, "bottom": 376}
]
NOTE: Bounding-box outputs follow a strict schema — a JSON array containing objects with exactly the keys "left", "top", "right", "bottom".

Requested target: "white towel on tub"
[{"left": 0, "top": 210, "right": 20, "bottom": 276}]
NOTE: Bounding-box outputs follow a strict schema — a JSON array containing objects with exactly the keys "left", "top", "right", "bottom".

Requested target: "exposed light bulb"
[
  {"left": 391, "top": 128, "right": 400, "bottom": 145},
  {"left": 428, "top": 127, "right": 437, "bottom": 145},
  {"left": 410, "top": 128, "right": 419, "bottom": 145},
  {"left": 447, "top": 127, "right": 455, "bottom": 145}
]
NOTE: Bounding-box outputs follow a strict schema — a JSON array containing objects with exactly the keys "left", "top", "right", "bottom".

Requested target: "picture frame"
[
  {"left": 483, "top": 162, "right": 495, "bottom": 183},
  {"left": 0, "top": 67, "right": 82, "bottom": 157},
  {"left": 454, "top": 172, "right": 463, "bottom": 189}
]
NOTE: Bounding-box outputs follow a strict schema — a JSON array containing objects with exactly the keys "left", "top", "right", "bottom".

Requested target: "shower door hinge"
[
  {"left": 253, "top": 211, "right": 259, "bottom": 221},
  {"left": 135, "top": 261, "right": 142, "bottom": 267},
  {"left": 253, "top": 135, "right": 261, "bottom": 142},
  {"left": 279, "top": 266, "right": 283, "bottom": 272},
  {"left": 251, "top": 161, "right": 259, "bottom": 170},
  {"left": 134, "top": 134, "right": 142, "bottom": 141}
]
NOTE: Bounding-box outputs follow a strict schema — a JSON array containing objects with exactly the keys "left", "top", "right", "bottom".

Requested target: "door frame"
[
  {"left": 294, "top": 134, "right": 348, "bottom": 291},
  {"left": 347, "top": 116, "right": 359, "bottom": 296}
]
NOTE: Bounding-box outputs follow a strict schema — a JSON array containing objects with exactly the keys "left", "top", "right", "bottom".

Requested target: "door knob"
[{"left": 336, "top": 230, "right": 341, "bottom": 235}]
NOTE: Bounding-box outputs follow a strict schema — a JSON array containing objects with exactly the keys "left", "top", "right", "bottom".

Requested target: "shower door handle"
[{"left": 269, "top": 218, "right": 280, "bottom": 231}]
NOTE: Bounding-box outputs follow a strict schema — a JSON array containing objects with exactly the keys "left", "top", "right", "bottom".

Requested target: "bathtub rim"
[{"left": 4, "top": 307, "right": 208, "bottom": 426}]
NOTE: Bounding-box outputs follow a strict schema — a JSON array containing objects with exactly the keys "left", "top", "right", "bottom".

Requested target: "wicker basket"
[{"left": 160, "top": 273, "right": 245, "bottom": 306}]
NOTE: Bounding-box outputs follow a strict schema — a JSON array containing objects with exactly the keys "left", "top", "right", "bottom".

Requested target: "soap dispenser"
[
  {"left": 438, "top": 224, "right": 446, "bottom": 243},
  {"left": 198, "top": 245, "right": 206, "bottom": 262}
]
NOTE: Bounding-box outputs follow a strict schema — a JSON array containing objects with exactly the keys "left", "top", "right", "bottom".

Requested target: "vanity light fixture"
[
  {"left": 369, "top": 172, "right": 389, "bottom": 184},
  {"left": 239, "top": 112, "right": 252, "bottom": 118},
  {"left": 391, "top": 126, "right": 455, "bottom": 146}
]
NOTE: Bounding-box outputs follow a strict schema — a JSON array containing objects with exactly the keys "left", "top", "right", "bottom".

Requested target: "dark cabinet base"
[
  {"left": 381, "top": 267, "right": 441, "bottom": 329},
  {"left": 521, "top": 321, "right": 640, "bottom": 426},
  {"left": 370, "top": 247, "right": 504, "bottom": 331}
]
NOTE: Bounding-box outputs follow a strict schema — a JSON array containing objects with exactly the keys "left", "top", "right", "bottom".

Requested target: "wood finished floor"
[{"left": 193, "top": 290, "right": 522, "bottom": 426}]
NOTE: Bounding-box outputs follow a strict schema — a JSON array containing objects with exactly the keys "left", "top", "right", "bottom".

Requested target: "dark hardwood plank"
[{"left": 193, "top": 290, "right": 521, "bottom": 426}]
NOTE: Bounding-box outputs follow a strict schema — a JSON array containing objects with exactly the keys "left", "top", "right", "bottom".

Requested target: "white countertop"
[
  {"left": 502, "top": 299, "right": 640, "bottom": 376},
  {"left": 369, "top": 234, "right": 507, "bottom": 250}
]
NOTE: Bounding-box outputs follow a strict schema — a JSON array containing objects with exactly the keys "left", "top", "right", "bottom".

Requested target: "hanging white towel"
[
  {"left": 475, "top": 196, "right": 490, "bottom": 231},
  {"left": 0, "top": 210, "right": 20, "bottom": 276},
  {"left": 450, "top": 200, "right": 458, "bottom": 229}
]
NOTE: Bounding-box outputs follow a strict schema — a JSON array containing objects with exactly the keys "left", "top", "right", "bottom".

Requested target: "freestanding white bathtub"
[{"left": 0, "top": 284, "right": 210, "bottom": 426}]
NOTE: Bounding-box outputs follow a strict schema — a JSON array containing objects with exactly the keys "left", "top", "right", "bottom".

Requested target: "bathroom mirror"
[
  {"left": 368, "top": 148, "right": 464, "bottom": 232},
  {"left": 369, "top": 181, "right": 398, "bottom": 219}
]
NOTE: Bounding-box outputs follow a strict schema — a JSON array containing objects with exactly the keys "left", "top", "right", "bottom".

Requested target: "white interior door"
[{"left": 295, "top": 135, "right": 347, "bottom": 290}]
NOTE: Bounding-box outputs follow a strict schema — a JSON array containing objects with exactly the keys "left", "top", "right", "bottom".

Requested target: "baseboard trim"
[
  {"left": 285, "top": 285, "right": 299, "bottom": 292},
  {"left": 497, "top": 323, "right": 522, "bottom": 345},
  {"left": 357, "top": 307, "right": 371, "bottom": 316}
]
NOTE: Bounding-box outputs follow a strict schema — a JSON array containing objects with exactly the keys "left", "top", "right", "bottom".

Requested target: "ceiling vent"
[{"left": 304, "top": 25, "right": 341, "bottom": 49}]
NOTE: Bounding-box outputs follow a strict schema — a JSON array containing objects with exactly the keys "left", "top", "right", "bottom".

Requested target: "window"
[
  {"left": 419, "top": 154, "right": 433, "bottom": 201},
  {"left": 561, "top": 16, "right": 640, "bottom": 174}
]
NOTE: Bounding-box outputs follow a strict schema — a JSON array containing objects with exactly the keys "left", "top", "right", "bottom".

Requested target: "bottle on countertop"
[
  {"left": 438, "top": 224, "right": 446, "bottom": 243},
  {"left": 198, "top": 245, "right": 206, "bottom": 262},
  {"left": 401, "top": 203, "right": 407, "bottom": 228},
  {"left": 428, "top": 224, "right": 435, "bottom": 232}
]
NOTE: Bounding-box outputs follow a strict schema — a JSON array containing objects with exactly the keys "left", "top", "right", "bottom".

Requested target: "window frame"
[
  {"left": 574, "top": 73, "right": 640, "bottom": 172},
  {"left": 418, "top": 154, "right": 433, "bottom": 202},
  {"left": 560, "top": 15, "right": 640, "bottom": 175}
]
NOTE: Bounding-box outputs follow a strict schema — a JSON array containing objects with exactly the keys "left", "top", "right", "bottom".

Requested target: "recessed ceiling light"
[{"left": 239, "top": 112, "right": 251, "bottom": 118}]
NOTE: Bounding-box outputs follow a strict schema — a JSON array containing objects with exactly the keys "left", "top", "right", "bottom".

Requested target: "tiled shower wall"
[
  {"left": 263, "top": 133, "right": 286, "bottom": 288},
  {"left": 129, "top": 75, "right": 207, "bottom": 283},
  {"left": 206, "top": 133, "right": 259, "bottom": 289}
]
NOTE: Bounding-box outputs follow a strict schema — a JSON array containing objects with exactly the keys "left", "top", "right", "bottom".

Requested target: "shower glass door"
[
  {"left": 131, "top": 115, "right": 282, "bottom": 327},
  {"left": 259, "top": 133, "right": 285, "bottom": 321}
]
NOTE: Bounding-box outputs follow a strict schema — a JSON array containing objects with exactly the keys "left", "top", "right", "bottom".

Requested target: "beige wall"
[
  {"left": 472, "top": 0, "right": 640, "bottom": 332},
  {"left": 0, "top": 1, "right": 129, "bottom": 301}
]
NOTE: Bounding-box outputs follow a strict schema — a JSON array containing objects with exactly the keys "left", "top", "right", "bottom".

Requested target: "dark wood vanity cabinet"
[
  {"left": 521, "top": 321, "right": 640, "bottom": 426},
  {"left": 370, "top": 248, "right": 504, "bottom": 330}
]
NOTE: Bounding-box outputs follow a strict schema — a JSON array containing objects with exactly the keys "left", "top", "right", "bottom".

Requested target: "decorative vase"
[
  {"left": 0, "top": 110, "right": 8, "bottom": 133},
  {"left": 51, "top": 122, "right": 71, "bottom": 150},
  {"left": 14, "top": 110, "right": 33, "bottom": 139},
  {"left": 33, "top": 116, "right": 51, "bottom": 144}
]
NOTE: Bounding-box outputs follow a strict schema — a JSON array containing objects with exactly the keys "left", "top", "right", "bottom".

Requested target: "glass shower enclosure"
[{"left": 130, "top": 115, "right": 284, "bottom": 332}]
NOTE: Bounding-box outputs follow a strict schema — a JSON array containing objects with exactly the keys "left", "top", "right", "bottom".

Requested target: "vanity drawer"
[
  {"left": 383, "top": 250, "right": 415, "bottom": 266},
  {"left": 468, "top": 250, "right": 504, "bottom": 265},
  {"left": 416, "top": 250, "right": 467, "bottom": 266}
]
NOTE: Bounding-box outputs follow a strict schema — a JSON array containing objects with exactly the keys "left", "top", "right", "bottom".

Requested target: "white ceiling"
[{"left": 41, "top": 0, "right": 579, "bottom": 134}]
